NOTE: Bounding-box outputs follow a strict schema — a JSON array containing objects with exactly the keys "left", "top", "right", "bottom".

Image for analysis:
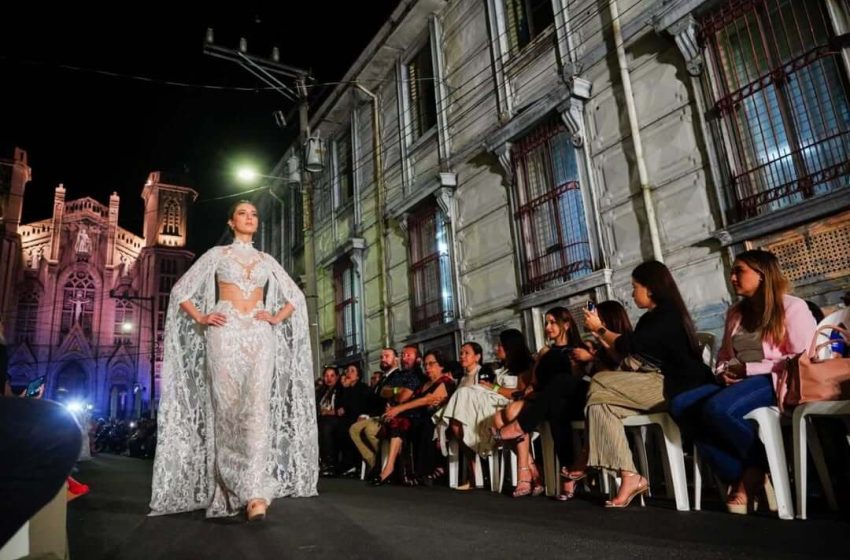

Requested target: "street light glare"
[
  {"left": 122, "top": 321, "right": 134, "bottom": 333},
  {"left": 236, "top": 167, "right": 259, "bottom": 183}
]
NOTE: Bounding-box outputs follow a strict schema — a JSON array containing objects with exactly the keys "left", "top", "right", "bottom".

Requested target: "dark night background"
[{"left": 1, "top": 1, "right": 400, "bottom": 252}]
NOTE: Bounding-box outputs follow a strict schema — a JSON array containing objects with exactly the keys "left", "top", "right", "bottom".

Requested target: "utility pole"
[
  {"left": 109, "top": 290, "right": 157, "bottom": 417},
  {"left": 204, "top": 30, "right": 320, "bottom": 375}
]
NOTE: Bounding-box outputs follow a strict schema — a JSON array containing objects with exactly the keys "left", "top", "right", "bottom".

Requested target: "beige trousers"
[
  {"left": 349, "top": 417, "right": 382, "bottom": 468},
  {"left": 585, "top": 370, "right": 666, "bottom": 474}
]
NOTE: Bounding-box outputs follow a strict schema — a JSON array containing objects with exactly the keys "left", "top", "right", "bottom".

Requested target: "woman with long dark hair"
[
  {"left": 579, "top": 261, "right": 712, "bottom": 508},
  {"left": 492, "top": 307, "right": 584, "bottom": 499},
  {"left": 670, "top": 250, "right": 815, "bottom": 514}
]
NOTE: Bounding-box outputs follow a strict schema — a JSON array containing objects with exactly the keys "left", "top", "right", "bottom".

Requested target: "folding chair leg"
[{"left": 807, "top": 420, "right": 838, "bottom": 511}]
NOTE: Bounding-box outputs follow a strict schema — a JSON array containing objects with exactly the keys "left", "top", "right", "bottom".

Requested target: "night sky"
[{"left": 1, "top": 1, "right": 399, "bottom": 252}]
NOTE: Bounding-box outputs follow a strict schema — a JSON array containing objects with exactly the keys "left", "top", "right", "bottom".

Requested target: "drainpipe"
[
  {"left": 355, "top": 83, "right": 391, "bottom": 347},
  {"left": 609, "top": 0, "right": 663, "bottom": 262}
]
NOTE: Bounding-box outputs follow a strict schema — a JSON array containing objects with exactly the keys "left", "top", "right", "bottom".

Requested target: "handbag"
[{"left": 777, "top": 325, "right": 850, "bottom": 412}]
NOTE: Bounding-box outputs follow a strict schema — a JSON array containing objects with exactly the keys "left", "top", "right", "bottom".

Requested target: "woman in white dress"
[
  {"left": 149, "top": 201, "right": 318, "bottom": 521},
  {"left": 435, "top": 334, "right": 532, "bottom": 457}
]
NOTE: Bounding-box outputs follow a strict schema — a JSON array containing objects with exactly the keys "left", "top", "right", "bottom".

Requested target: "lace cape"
[{"left": 149, "top": 246, "right": 318, "bottom": 516}]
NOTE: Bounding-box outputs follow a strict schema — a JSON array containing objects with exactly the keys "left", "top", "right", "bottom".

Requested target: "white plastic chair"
[
  {"left": 622, "top": 413, "right": 690, "bottom": 511},
  {"left": 792, "top": 400, "right": 850, "bottom": 519},
  {"left": 742, "top": 406, "right": 794, "bottom": 520},
  {"left": 0, "top": 522, "right": 29, "bottom": 560}
]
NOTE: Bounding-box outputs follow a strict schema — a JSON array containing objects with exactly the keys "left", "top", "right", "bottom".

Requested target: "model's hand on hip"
[{"left": 199, "top": 312, "right": 227, "bottom": 327}]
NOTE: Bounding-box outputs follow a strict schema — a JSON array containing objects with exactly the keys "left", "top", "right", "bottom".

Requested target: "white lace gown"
[{"left": 149, "top": 240, "right": 318, "bottom": 518}]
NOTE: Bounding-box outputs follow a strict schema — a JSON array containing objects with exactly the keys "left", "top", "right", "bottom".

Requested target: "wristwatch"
[{"left": 596, "top": 327, "right": 607, "bottom": 337}]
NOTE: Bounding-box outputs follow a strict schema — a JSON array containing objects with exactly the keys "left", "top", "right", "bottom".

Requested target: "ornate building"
[{"left": 0, "top": 152, "right": 196, "bottom": 418}]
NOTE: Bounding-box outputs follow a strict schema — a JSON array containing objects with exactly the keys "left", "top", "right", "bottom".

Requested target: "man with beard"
[{"left": 349, "top": 347, "right": 421, "bottom": 481}]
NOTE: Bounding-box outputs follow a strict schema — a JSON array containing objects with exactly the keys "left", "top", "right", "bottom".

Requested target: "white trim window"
[
  {"left": 403, "top": 37, "right": 438, "bottom": 143},
  {"left": 505, "top": 0, "right": 555, "bottom": 55},
  {"left": 334, "top": 126, "right": 354, "bottom": 209}
]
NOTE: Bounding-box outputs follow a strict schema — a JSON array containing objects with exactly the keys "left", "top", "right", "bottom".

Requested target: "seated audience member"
[
  {"left": 1, "top": 322, "right": 83, "bottom": 546},
  {"left": 670, "top": 250, "right": 816, "bottom": 514},
  {"left": 335, "top": 363, "right": 371, "bottom": 477},
  {"left": 349, "top": 347, "right": 420, "bottom": 481},
  {"left": 492, "top": 309, "right": 584, "bottom": 500},
  {"left": 373, "top": 350, "right": 454, "bottom": 486},
  {"left": 316, "top": 367, "right": 342, "bottom": 476},
  {"left": 577, "top": 261, "right": 712, "bottom": 508},
  {"left": 572, "top": 301, "right": 633, "bottom": 375}
]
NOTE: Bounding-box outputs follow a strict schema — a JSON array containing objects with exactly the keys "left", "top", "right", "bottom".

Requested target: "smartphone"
[
  {"left": 586, "top": 301, "right": 596, "bottom": 312},
  {"left": 26, "top": 376, "right": 46, "bottom": 398}
]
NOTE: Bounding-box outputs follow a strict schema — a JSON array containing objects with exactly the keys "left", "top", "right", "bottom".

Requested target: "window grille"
[
  {"left": 409, "top": 204, "right": 455, "bottom": 331},
  {"left": 702, "top": 0, "right": 850, "bottom": 219},
  {"left": 334, "top": 260, "right": 360, "bottom": 358},
  {"left": 511, "top": 118, "right": 593, "bottom": 294}
]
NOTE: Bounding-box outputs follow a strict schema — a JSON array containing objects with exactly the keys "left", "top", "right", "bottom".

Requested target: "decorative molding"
[
  {"left": 666, "top": 14, "right": 704, "bottom": 76},
  {"left": 403, "top": 319, "right": 462, "bottom": 347},
  {"left": 435, "top": 186, "right": 457, "bottom": 224},
  {"left": 712, "top": 188, "right": 850, "bottom": 246},
  {"left": 516, "top": 268, "right": 613, "bottom": 311},
  {"left": 495, "top": 143, "right": 513, "bottom": 183},
  {"left": 557, "top": 99, "right": 586, "bottom": 148},
  {"left": 318, "top": 237, "right": 367, "bottom": 269}
]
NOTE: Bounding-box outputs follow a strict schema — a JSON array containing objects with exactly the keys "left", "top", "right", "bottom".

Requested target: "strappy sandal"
[
  {"left": 512, "top": 467, "right": 533, "bottom": 498},
  {"left": 490, "top": 425, "right": 526, "bottom": 446},
  {"left": 418, "top": 466, "right": 446, "bottom": 487},
  {"left": 528, "top": 463, "right": 545, "bottom": 496},
  {"left": 605, "top": 473, "right": 649, "bottom": 509},
  {"left": 554, "top": 472, "right": 578, "bottom": 501}
]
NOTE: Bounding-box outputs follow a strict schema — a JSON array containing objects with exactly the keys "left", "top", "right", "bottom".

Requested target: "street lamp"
[{"left": 110, "top": 289, "right": 157, "bottom": 417}]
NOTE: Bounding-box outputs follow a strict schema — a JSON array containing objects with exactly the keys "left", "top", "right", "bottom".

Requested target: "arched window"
[
  {"left": 15, "top": 289, "right": 39, "bottom": 343},
  {"left": 61, "top": 272, "right": 96, "bottom": 339},
  {"left": 161, "top": 196, "right": 181, "bottom": 236}
]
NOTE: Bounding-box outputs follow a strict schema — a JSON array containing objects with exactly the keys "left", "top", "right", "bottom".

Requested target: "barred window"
[
  {"left": 335, "top": 128, "right": 354, "bottom": 207},
  {"left": 157, "top": 259, "right": 177, "bottom": 332},
  {"left": 406, "top": 38, "right": 438, "bottom": 141},
  {"left": 702, "top": 0, "right": 850, "bottom": 220},
  {"left": 15, "top": 290, "right": 39, "bottom": 344},
  {"left": 334, "top": 260, "right": 360, "bottom": 359},
  {"left": 511, "top": 118, "right": 592, "bottom": 294},
  {"left": 505, "top": 0, "right": 554, "bottom": 54},
  {"left": 113, "top": 298, "right": 134, "bottom": 345},
  {"left": 61, "top": 272, "right": 96, "bottom": 339},
  {"left": 409, "top": 204, "right": 455, "bottom": 331}
]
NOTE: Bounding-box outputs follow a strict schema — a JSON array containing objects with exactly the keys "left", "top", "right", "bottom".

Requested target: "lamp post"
[{"left": 110, "top": 290, "right": 157, "bottom": 417}]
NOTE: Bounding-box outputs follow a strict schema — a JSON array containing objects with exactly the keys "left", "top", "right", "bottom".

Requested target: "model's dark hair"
[
  {"left": 228, "top": 200, "right": 257, "bottom": 220},
  {"left": 632, "top": 260, "right": 699, "bottom": 354}
]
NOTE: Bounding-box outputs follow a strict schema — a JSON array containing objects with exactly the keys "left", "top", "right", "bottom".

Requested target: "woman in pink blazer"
[{"left": 670, "top": 249, "right": 816, "bottom": 514}]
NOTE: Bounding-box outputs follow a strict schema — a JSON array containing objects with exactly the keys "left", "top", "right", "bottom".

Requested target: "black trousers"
[
  {"left": 517, "top": 374, "right": 587, "bottom": 466},
  {"left": 0, "top": 397, "right": 82, "bottom": 547},
  {"left": 334, "top": 418, "right": 358, "bottom": 472},
  {"left": 410, "top": 419, "right": 442, "bottom": 477},
  {"left": 317, "top": 415, "right": 340, "bottom": 468}
]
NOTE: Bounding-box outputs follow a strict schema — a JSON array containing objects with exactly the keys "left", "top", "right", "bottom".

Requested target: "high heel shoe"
[
  {"left": 370, "top": 473, "right": 393, "bottom": 486},
  {"left": 246, "top": 499, "right": 267, "bottom": 522},
  {"left": 512, "top": 467, "right": 533, "bottom": 498},
  {"left": 605, "top": 474, "right": 649, "bottom": 508}
]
